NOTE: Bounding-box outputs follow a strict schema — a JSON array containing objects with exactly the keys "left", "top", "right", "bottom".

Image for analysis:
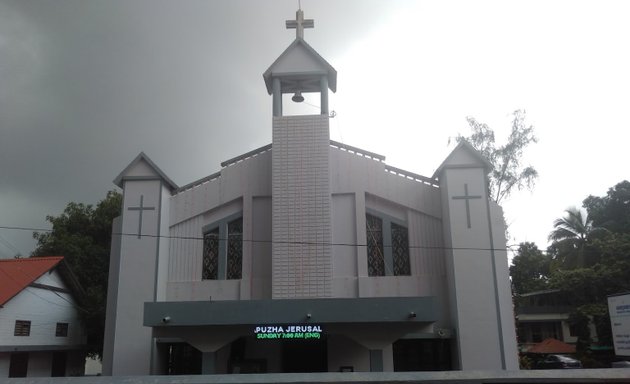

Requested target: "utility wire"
[
  {"left": 1, "top": 225, "right": 52, "bottom": 232},
  {"left": 0, "top": 224, "right": 528, "bottom": 253},
  {"left": 0, "top": 232, "right": 22, "bottom": 256},
  {"left": 111, "top": 231, "right": 523, "bottom": 253}
]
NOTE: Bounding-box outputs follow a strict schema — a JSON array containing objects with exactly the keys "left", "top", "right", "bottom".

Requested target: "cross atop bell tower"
[
  {"left": 285, "top": 8, "right": 314, "bottom": 39},
  {"left": 263, "top": 8, "right": 336, "bottom": 117}
]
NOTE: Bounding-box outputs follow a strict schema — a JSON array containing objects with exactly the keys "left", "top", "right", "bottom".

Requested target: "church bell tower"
[{"left": 264, "top": 9, "right": 337, "bottom": 299}]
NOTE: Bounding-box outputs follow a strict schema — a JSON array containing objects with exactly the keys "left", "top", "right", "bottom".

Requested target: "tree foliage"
[
  {"left": 32, "top": 190, "right": 122, "bottom": 358},
  {"left": 511, "top": 181, "right": 630, "bottom": 359},
  {"left": 548, "top": 207, "right": 607, "bottom": 268},
  {"left": 583, "top": 180, "right": 630, "bottom": 234},
  {"left": 510, "top": 181, "right": 630, "bottom": 352},
  {"left": 509, "top": 242, "right": 551, "bottom": 296},
  {"left": 457, "top": 110, "right": 538, "bottom": 204}
]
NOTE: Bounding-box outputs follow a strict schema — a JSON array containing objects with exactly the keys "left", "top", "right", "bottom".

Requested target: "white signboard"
[{"left": 608, "top": 293, "right": 630, "bottom": 356}]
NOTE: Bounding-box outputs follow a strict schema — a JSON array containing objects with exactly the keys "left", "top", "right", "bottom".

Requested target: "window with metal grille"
[
  {"left": 226, "top": 218, "right": 243, "bottom": 279},
  {"left": 366, "top": 214, "right": 385, "bottom": 276},
  {"left": 391, "top": 222, "right": 411, "bottom": 275},
  {"left": 366, "top": 212, "right": 410, "bottom": 277},
  {"left": 202, "top": 228, "right": 220, "bottom": 280},
  {"left": 202, "top": 215, "right": 243, "bottom": 280},
  {"left": 55, "top": 322, "right": 69, "bottom": 337},
  {"left": 14, "top": 320, "right": 31, "bottom": 336}
]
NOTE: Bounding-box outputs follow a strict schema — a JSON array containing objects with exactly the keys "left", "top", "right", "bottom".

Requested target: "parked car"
[
  {"left": 611, "top": 361, "right": 630, "bottom": 368},
  {"left": 535, "top": 354, "right": 582, "bottom": 369}
]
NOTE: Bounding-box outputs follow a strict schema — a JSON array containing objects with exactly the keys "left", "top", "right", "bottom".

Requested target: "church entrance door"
[{"left": 281, "top": 337, "right": 327, "bottom": 372}]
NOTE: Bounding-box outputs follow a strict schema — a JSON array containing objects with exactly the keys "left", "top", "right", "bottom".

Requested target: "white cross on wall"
[
  {"left": 452, "top": 184, "right": 482, "bottom": 229},
  {"left": 127, "top": 195, "right": 155, "bottom": 239}
]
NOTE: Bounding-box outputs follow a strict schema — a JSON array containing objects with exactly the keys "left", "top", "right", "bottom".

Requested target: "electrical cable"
[{"left": 0, "top": 224, "right": 525, "bottom": 254}]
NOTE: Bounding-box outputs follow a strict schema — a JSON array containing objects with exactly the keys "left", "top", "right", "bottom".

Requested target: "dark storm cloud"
[{"left": 0, "top": 0, "right": 399, "bottom": 256}]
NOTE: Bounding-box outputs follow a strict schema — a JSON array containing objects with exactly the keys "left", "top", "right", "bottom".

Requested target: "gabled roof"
[
  {"left": 263, "top": 38, "right": 337, "bottom": 94},
  {"left": 527, "top": 338, "right": 576, "bottom": 354},
  {"left": 113, "top": 152, "right": 178, "bottom": 191},
  {"left": 0, "top": 256, "right": 63, "bottom": 306},
  {"left": 432, "top": 140, "right": 493, "bottom": 179}
]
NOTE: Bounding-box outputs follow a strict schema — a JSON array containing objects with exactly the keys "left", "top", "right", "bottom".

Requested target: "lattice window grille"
[
  {"left": 391, "top": 222, "right": 411, "bottom": 276},
  {"left": 226, "top": 218, "right": 243, "bottom": 280},
  {"left": 366, "top": 213, "right": 385, "bottom": 276},
  {"left": 202, "top": 228, "right": 220, "bottom": 280},
  {"left": 365, "top": 212, "right": 411, "bottom": 277}
]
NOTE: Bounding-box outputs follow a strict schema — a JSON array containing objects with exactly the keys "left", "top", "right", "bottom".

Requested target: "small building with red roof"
[
  {"left": 0, "top": 256, "right": 87, "bottom": 378},
  {"left": 526, "top": 338, "right": 577, "bottom": 354}
]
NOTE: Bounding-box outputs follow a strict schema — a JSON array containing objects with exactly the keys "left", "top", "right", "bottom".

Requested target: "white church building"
[{"left": 103, "top": 9, "right": 518, "bottom": 375}]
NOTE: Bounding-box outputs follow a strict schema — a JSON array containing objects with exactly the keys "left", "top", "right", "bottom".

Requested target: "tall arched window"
[
  {"left": 202, "top": 215, "right": 243, "bottom": 280},
  {"left": 366, "top": 212, "right": 410, "bottom": 276}
]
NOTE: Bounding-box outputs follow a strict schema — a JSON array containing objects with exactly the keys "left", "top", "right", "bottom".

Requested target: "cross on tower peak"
[{"left": 286, "top": 8, "right": 314, "bottom": 39}]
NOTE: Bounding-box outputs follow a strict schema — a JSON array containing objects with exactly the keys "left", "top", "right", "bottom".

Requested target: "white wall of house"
[
  {"left": 0, "top": 269, "right": 86, "bottom": 377},
  {"left": 518, "top": 313, "right": 581, "bottom": 344},
  {"left": 0, "top": 271, "right": 84, "bottom": 347}
]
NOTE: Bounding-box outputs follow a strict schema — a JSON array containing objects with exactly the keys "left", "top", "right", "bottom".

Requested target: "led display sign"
[{"left": 254, "top": 325, "right": 323, "bottom": 340}]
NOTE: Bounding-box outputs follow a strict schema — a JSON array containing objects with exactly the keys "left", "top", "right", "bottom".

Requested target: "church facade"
[{"left": 102, "top": 9, "right": 518, "bottom": 375}]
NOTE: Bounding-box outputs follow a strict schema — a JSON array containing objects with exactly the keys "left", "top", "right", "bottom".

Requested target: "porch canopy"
[{"left": 145, "top": 296, "right": 437, "bottom": 327}]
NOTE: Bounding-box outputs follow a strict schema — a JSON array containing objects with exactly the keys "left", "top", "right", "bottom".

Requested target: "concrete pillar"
[
  {"left": 272, "top": 78, "right": 282, "bottom": 117},
  {"left": 202, "top": 351, "right": 217, "bottom": 374},
  {"left": 320, "top": 76, "right": 329, "bottom": 116},
  {"left": 369, "top": 349, "right": 383, "bottom": 372}
]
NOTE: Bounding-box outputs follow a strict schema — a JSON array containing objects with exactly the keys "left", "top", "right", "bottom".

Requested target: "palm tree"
[{"left": 548, "top": 207, "right": 605, "bottom": 268}]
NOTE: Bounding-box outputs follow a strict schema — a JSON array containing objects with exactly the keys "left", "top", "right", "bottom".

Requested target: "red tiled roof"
[
  {"left": 0, "top": 256, "right": 63, "bottom": 306},
  {"left": 527, "top": 338, "right": 577, "bottom": 354}
]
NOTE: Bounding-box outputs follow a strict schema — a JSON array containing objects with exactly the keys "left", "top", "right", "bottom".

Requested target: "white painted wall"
[
  {"left": 442, "top": 166, "right": 503, "bottom": 370},
  {"left": 167, "top": 150, "right": 272, "bottom": 301},
  {"left": 251, "top": 196, "right": 272, "bottom": 300},
  {"left": 165, "top": 144, "right": 446, "bottom": 304},
  {"left": 102, "top": 217, "right": 121, "bottom": 376},
  {"left": 438, "top": 143, "right": 519, "bottom": 370},
  {"left": 489, "top": 202, "right": 519, "bottom": 369},
  {"left": 105, "top": 154, "right": 178, "bottom": 377},
  {"left": 332, "top": 194, "right": 358, "bottom": 298},
  {"left": 156, "top": 183, "right": 172, "bottom": 302},
  {"left": 0, "top": 271, "right": 85, "bottom": 347},
  {"left": 110, "top": 178, "right": 162, "bottom": 375},
  {"left": 0, "top": 270, "right": 86, "bottom": 378}
]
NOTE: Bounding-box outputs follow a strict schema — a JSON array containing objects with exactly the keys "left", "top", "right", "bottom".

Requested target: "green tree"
[
  {"left": 548, "top": 230, "right": 630, "bottom": 356},
  {"left": 512, "top": 182, "right": 630, "bottom": 363},
  {"left": 457, "top": 109, "right": 538, "bottom": 204},
  {"left": 548, "top": 207, "right": 606, "bottom": 268},
  {"left": 583, "top": 180, "right": 630, "bottom": 234},
  {"left": 32, "top": 190, "right": 122, "bottom": 358},
  {"left": 509, "top": 242, "right": 551, "bottom": 296}
]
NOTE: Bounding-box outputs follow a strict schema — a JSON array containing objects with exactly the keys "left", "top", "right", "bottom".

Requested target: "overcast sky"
[{"left": 1, "top": 0, "right": 629, "bottom": 260}]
